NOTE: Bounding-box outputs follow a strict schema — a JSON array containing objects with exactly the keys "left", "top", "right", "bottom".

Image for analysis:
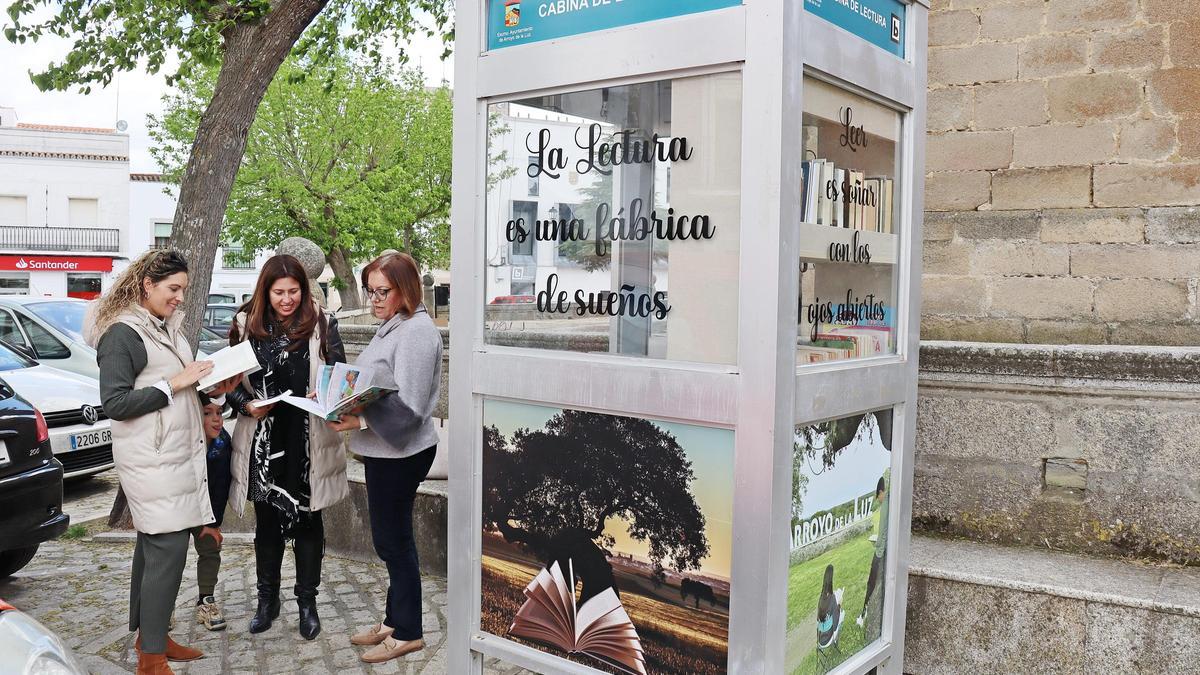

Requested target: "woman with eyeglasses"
[{"left": 326, "top": 252, "right": 442, "bottom": 664}]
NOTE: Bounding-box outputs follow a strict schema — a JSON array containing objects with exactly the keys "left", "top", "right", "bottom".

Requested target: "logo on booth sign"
[
  {"left": 14, "top": 259, "right": 27, "bottom": 270},
  {"left": 82, "top": 405, "right": 98, "bottom": 425},
  {"left": 505, "top": 0, "right": 520, "bottom": 26}
]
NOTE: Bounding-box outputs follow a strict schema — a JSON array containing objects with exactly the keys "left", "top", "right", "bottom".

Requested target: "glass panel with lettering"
[
  {"left": 484, "top": 73, "right": 742, "bottom": 365},
  {"left": 797, "top": 77, "right": 902, "bottom": 366}
]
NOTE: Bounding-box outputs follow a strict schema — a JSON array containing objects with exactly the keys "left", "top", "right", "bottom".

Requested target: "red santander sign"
[{"left": 0, "top": 256, "right": 113, "bottom": 273}]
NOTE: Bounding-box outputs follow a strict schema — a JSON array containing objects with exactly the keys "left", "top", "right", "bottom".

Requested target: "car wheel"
[{"left": 0, "top": 545, "right": 39, "bottom": 579}]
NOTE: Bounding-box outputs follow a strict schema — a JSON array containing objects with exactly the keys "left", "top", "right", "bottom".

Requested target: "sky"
[
  {"left": 485, "top": 399, "right": 736, "bottom": 580},
  {"left": 795, "top": 415, "right": 892, "bottom": 519},
  {"left": 0, "top": 9, "right": 455, "bottom": 172}
]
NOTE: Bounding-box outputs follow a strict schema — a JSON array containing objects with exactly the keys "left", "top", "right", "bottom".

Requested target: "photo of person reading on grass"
[{"left": 786, "top": 410, "right": 893, "bottom": 675}]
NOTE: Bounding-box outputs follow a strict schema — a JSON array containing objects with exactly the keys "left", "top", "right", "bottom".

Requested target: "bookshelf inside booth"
[{"left": 797, "top": 76, "right": 903, "bottom": 365}]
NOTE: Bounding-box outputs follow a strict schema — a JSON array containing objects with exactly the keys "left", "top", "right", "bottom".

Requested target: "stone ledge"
[
  {"left": 911, "top": 535, "right": 1200, "bottom": 620},
  {"left": 906, "top": 535, "right": 1200, "bottom": 674},
  {"left": 920, "top": 340, "right": 1200, "bottom": 390}
]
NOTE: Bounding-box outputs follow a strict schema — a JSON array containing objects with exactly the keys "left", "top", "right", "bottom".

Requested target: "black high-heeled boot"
[
  {"left": 294, "top": 521, "right": 324, "bottom": 640},
  {"left": 249, "top": 527, "right": 285, "bottom": 634},
  {"left": 297, "top": 597, "right": 320, "bottom": 640},
  {"left": 248, "top": 591, "right": 280, "bottom": 634}
]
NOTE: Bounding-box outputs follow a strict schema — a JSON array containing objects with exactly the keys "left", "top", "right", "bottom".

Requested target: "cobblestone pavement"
[{"left": 1, "top": 538, "right": 450, "bottom": 674}]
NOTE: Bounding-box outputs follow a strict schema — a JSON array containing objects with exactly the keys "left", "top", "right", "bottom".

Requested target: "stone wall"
[
  {"left": 914, "top": 340, "right": 1200, "bottom": 564},
  {"left": 925, "top": 0, "right": 1200, "bottom": 345}
]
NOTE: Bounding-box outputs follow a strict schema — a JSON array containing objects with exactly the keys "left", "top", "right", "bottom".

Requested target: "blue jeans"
[{"left": 362, "top": 446, "right": 437, "bottom": 640}]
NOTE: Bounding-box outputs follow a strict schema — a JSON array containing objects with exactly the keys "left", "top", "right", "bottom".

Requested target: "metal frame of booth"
[{"left": 449, "top": 1, "right": 929, "bottom": 672}]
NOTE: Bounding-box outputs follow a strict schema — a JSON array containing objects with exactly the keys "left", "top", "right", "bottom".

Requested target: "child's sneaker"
[{"left": 196, "top": 596, "right": 227, "bottom": 631}]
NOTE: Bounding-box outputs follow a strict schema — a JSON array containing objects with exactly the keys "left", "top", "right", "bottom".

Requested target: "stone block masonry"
[{"left": 925, "top": 1, "right": 1200, "bottom": 345}]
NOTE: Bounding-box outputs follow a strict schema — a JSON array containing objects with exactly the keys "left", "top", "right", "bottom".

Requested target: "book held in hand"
[
  {"left": 197, "top": 340, "right": 261, "bottom": 392},
  {"left": 508, "top": 560, "right": 647, "bottom": 675},
  {"left": 271, "top": 363, "right": 395, "bottom": 421}
]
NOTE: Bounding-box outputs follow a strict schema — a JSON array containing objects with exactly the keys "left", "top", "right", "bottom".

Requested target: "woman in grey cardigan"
[{"left": 327, "top": 252, "right": 441, "bottom": 665}]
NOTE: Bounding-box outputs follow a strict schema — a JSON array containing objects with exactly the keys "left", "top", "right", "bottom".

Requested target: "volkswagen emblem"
[{"left": 81, "top": 405, "right": 98, "bottom": 425}]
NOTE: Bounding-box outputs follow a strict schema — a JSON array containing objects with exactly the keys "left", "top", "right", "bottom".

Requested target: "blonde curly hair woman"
[{"left": 86, "top": 249, "right": 239, "bottom": 675}]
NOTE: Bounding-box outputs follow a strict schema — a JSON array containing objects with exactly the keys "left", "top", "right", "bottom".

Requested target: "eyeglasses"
[{"left": 363, "top": 286, "right": 393, "bottom": 301}]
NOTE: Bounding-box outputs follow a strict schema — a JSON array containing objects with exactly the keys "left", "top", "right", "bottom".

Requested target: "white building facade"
[
  {"left": 0, "top": 107, "right": 129, "bottom": 298},
  {"left": 128, "top": 173, "right": 271, "bottom": 304}
]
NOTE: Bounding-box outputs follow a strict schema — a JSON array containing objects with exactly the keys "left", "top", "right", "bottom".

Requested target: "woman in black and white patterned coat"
[{"left": 225, "top": 254, "right": 348, "bottom": 641}]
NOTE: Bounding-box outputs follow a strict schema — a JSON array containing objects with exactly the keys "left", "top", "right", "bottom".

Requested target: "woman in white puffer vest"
[{"left": 87, "top": 249, "right": 239, "bottom": 675}]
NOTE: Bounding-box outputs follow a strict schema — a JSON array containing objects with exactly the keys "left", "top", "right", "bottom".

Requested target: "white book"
[
  {"left": 197, "top": 340, "right": 261, "bottom": 392},
  {"left": 819, "top": 161, "right": 835, "bottom": 227}
]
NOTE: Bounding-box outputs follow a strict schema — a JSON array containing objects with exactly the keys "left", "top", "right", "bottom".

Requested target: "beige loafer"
[
  {"left": 361, "top": 636, "right": 425, "bottom": 663},
  {"left": 349, "top": 622, "right": 393, "bottom": 646}
]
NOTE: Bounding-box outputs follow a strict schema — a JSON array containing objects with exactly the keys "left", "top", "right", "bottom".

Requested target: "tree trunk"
[
  {"left": 171, "top": 0, "right": 330, "bottom": 350},
  {"left": 328, "top": 246, "right": 361, "bottom": 310},
  {"left": 107, "top": 485, "right": 133, "bottom": 530},
  {"left": 117, "top": 0, "right": 330, "bottom": 525}
]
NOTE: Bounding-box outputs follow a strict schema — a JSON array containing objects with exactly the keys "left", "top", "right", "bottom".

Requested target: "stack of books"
[
  {"left": 797, "top": 306, "right": 895, "bottom": 363},
  {"left": 800, "top": 159, "right": 894, "bottom": 234}
]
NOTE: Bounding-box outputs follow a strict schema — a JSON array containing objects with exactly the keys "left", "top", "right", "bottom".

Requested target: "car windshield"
[
  {"left": 198, "top": 326, "right": 223, "bottom": 341},
  {"left": 24, "top": 301, "right": 86, "bottom": 342},
  {"left": 0, "top": 340, "right": 36, "bottom": 371}
]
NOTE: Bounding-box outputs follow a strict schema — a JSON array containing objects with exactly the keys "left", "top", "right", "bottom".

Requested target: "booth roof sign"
[
  {"left": 487, "top": 0, "right": 740, "bottom": 50},
  {"left": 805, "top": 0, "right": 906, "bottom": 58},
  {"left": 0, "top": 255, "right": 114, "bottom": 273}
]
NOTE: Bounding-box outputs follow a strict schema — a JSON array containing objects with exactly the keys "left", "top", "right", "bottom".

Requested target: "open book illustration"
[
  {"left": 197, "top": 340, "right": 261, "bottom": 392},
  {"left": 262, "top": 363, "right": 395, "bottom": 421},
  {"left": 508, "top": 560, "right": 647, "bottom": 675}
]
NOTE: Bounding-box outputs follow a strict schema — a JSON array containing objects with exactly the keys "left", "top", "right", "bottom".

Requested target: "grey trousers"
[{"left": 129, "top": 529, "right": 189, "bottom": 653}]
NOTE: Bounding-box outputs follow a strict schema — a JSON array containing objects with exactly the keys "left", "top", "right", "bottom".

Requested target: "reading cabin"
[{"left": 448, "top": 0, "right": 928, "bottom": 673}]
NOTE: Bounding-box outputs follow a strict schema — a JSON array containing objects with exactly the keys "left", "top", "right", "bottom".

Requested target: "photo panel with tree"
[
  {"left": 482, "top": 399, "right": 734, "bottom": 674},
  {"left": 787, "top": 409, "right": 894, "bottom": 675}
]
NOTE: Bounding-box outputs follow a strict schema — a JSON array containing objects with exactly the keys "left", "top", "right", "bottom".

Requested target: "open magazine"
[
  {"left": 252, "top": 363, "right": 394, "bottom": 421},
  {"left": 509, "top": 560, "right": 647, "bottom": 675}
]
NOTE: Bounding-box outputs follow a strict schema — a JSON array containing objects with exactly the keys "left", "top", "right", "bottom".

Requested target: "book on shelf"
[
  {"left": 508, "top": 560, "right": 648, "bottom": 675},
  {"left": 197, "top": 340, "right": 261, "bottom": 392},
  {"left": 817, "top": 325, "right": 893, "bottom": 358},
  {"left": 796, "top": 148, "right": 896, "bottom": 236},
  {"left": 819, "top": 160, "right": 835, "bottom": 227},
  {"left": 263, "top": 363, "right": 395, "bottom": 421}
]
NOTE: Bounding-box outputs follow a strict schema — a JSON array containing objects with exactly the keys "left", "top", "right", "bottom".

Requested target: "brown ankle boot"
[
  {"left": 136, "top": 634, "right": 203, "bottom": 662},
  {"left": 135, "top": 652, "right": 173, "bottom": 675}
]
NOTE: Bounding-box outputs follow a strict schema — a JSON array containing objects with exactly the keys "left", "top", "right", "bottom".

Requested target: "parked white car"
[
  {"left": 0, "top": 341, "right": 112, "bottom": 479},
  {"left": 0, "top": 297, "right": 100, "bottom": 379},
  {"left": 0, "top": 296, "right": 226, "bottom": 380},
  {"left": 0, "top": 599, "right": 86, "bottom": 674}
]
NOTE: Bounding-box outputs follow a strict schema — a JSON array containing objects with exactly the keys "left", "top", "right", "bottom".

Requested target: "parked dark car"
[
  {"left": 0, "top": 378, "right": 68, "bottom": 579},
  {"left": 204, "top": 303, "right": 239, "bottom": 338}
]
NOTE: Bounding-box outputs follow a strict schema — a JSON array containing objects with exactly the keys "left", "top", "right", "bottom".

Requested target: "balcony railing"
[{"left": 0, "top": 226, "right": 120, "bottom": 253}]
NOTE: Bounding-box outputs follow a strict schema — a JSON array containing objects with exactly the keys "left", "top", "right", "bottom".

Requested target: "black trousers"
[
  {"left": 363, "top": 446, "right": 437, "bottom": 640},
  {"left": 253, "top": 500, "right": 324, "bottom": 600}
]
